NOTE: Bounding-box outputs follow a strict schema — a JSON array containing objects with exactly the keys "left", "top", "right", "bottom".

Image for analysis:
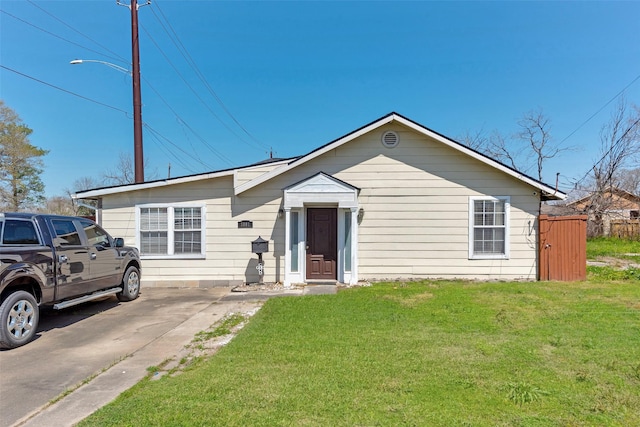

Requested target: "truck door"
[
  {"left": 78, "top": 219, "right": 121, "bottom": 290},
  {"left": 50, "top": 218, "right": 92, "bottom": 300}
]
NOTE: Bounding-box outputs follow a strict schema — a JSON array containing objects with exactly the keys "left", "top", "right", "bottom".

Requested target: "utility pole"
[{"left": 118, "top": 0, "right": 150, "bottom": 183}]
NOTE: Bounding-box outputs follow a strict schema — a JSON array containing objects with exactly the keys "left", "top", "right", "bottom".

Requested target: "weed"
[
  {"left": 495, "top": 308, "right": 511, "bottom": 325},
  {"left": 505, "top": 381, "right": 548, "bottom": 406},
  {"left": 549, "top": 335, "right": 564, "bottom": 348}
]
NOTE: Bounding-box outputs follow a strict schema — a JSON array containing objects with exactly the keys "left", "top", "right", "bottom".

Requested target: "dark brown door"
[{"left": 306, "top": 208, "right": 337, "bottom": 280}]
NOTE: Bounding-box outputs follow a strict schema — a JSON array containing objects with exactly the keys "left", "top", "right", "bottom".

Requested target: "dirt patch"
[
  {"left": 589, "top": 257, "right": 640, "bottom": 270},
  {"left": 149, "top": 304, "right": 263, "bottom": 380}
]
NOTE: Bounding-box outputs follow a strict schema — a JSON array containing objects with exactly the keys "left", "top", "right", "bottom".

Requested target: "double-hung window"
[
  {"left": 138, "top": 204, "right": 205, "bottom": 258},
  {"left": 469, "top": 196, "right": 509, "bottom": 259}
]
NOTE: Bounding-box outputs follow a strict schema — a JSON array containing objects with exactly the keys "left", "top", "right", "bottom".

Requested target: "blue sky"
[{"left": 1, "top": 0, "right": 639, "bottom": 198}]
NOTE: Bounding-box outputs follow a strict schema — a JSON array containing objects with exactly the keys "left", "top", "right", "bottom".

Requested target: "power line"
[
  {"left": 142, "top": 76, "right": 235, "bottom": 166},
  {"left": 571, "top": 116, "right": 640, "bottom": 188},
  {"left": 144, "top": 123, "right": 216, "bottom": 170},
  {"left": 151, "top": 0, "right": 266, "bottom": 150},
  {"left": 1, "top": 65, "right": 129, "bottom": 115},
  {"left": 558, "top": 72, "right": 640, "bottom": 146},
  {"left": 0, "top": 9, "right": 126, "bottom": 65},
  {"left": 139, "top": 24, "right": 257, "bottom": 153},
  {"left": 25, "top": 0, "right": 129, "bottom": 65}
]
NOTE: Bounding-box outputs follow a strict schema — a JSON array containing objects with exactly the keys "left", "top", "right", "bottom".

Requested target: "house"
[
  {"left": 74, "top": 112, "right": 566, "bottom": 288},
  {"left": 566, "top": 187, "right": 640, "bottom": 237}
]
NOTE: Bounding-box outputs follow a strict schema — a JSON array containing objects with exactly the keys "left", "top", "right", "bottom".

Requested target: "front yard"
[{"left": 79, "top": 273, "right": 640, "bottom": 426}]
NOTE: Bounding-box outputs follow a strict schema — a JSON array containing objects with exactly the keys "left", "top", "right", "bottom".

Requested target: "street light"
[
  {"left": 69, "top": 59, "right": 131, "bottom": 75},
  {"left": 70, "top": 57, "right": 144, "bottom": 183}
]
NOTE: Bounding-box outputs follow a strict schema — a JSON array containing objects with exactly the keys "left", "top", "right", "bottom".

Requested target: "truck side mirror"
[{"left": 114, "top": 238, "right": 125, "bottom": 248}]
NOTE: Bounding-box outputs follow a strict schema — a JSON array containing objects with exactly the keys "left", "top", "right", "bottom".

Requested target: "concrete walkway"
[{"left": 11, "top": 285, "right": 336, "bottom": 427}]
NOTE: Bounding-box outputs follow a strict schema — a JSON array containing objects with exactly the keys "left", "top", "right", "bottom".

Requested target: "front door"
[{"left": 306, "top": 208, "right": 337, "bottom": 280}]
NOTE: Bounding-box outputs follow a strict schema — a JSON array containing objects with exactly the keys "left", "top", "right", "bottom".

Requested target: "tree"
[
  {"left": 0, "top": 101, "right": 48, "bottom": 211},
  {"left": 584, "top": 99, "right": 640, "bottom": 236},
  {"left": 41, "top": 196, "right": 75, "bottom": 216},
  {"left": 102, "top": 152, "right": 157, "bottom": 186},
  {"left": 64, "top": 176, "right": 103, "bottom": 217},
  {"left": 516, "top": 110, "right": 563, "bottom": 182},
  {"left": 459, "top": 109, "right": 566, "bottom": 181}
]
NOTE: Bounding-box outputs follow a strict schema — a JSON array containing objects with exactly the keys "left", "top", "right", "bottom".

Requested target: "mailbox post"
[{"left": 251, "top": 236, "right": 269, "bottom": 284}]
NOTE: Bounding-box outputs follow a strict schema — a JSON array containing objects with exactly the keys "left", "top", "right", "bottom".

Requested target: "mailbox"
[{"left": 251, "top": 236, "right": 269, "bottom": 254}]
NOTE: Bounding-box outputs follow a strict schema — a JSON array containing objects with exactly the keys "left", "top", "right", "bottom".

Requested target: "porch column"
[
  {"left": 284, "top": 208, "right": 292, "bottom": 288},
  {"left": 351, "top": 207, "right": 359, "bottom": 285}
]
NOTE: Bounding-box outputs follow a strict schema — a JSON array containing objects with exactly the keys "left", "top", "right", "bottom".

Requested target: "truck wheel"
[
  {"left": 117, "top": 266, "right": 140, "bottom": 302},
  {"left": 0, "top": 291, "right": 39, "bottom": 349}
]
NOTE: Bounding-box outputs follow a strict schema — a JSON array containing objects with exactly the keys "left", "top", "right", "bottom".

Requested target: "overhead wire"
[
  {"left": 3, "top": 2, "right": 223, "bottom": 174},
  {"left": 142, "top": 76, "right": 235, "bottom": 166},
  {"left": 151, "top": 0, "right": 267, "bottom": 151},
  {"left": 1, "top": 65, "right": 129, "bottom": 115},
  {"left": 551, "top": 73, "right": 640, "bottom": 191},
  {"left": 139, "top": 24, "right": 256, "bottom": 158},
  {"left": 25, "top": 0, "right": 129, "bottom": 65},
  {"left": 557, "top": 72, "right": 640, "bottom": 146},
  {"left": 570, "top": 116, "right": 640, "bottom": 189},
  {"left": 143, "top": 123, "right": 215, "bottom": 171},
  {"left": 0, "top": 9, "right": 126, "bottom": 65}
]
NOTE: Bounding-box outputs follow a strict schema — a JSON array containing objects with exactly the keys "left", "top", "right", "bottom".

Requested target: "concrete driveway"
[{"left": 0, "top": 287, "right": 258, "bottom": 427}]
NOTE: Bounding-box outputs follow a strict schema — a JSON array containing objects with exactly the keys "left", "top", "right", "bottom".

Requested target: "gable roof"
[
  {"left": 75, "top": 112, "right": 566, "bottom": 200},
  {"left": 234, "top": 112, "right": 565, "bottom": 200},
  {"left": 567, "top": 187, "right": 640, "bottom": 208}
]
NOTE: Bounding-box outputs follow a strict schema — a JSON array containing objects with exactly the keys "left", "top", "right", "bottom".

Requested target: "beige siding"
[{"left": 99, "top": 122, "right": 542, "bottom": 286}]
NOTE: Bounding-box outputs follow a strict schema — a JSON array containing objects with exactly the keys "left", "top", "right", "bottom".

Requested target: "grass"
[
  {"left": 78, "top": 279, "right": 640, "bottom": 426},
  {"left": 587, "top": 237, "right": 640, "bottom": 281},
  {"left": 587, "top": 237, "right": 640, "bottom": 261}
]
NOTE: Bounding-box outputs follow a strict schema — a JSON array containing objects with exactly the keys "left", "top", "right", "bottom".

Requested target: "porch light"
[{"left": 358, "top": 207, "right": 365, "bottom": 224}]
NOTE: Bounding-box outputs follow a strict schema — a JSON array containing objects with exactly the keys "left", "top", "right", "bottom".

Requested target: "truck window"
[
  {"left": 1, "top": 220, "right": 40, "bottom": 245},
  {"left": 79, "top": 219, "right": 111, "bottom": 247},
  {"left": 51, "top": 219, "right": 82, "bottom": 246}
]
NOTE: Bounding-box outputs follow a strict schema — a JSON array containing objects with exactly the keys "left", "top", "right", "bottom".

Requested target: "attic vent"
[{"left": 381, "top": 131, "right": 399, "bottom": 148}]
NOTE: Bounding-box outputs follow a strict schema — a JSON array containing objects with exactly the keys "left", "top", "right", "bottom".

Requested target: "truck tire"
[
  {"left": 117, "top": 266, "right": 140, "bottom": 302},
  {"left": 0, "top": 291, "right": 39, "bottom": 349}
]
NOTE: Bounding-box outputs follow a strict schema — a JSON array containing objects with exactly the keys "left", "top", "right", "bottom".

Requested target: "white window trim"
[
  {"left": 136, "top": 202, "right": 206, "bottom": 260},
  {"left": 468, "top": 196, "right": 510, "bottom": 260}
]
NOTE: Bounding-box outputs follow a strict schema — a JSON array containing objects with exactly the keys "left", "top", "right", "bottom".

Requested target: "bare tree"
[
  {"left": 65, "top": 176, "right": 103, "bottom": 216},
  {"left": 103, "top": 152, "right": 135, "bottom": 186},
  {"left": 40, "top": 196, "right": 75, "bottom": 215},
  {"left": 484, "top": 130, "right": 520, "bottom": 171},
  {"left": 516, "top": 109, "right": 568, "bottom": 181},
  {"left": 584, "top": 99, "right": 640, "bottom": 236},
  {"left": 102, "top": 152, "right": 157, "bottom": 186},
  {"left": 459, "top": 110, "right": 566, "bottom": 180},
  {"left": 458, "top": 128, "right": 488, "bottom": 151},
  {"left": 617, "top": 167, "right": 640, "bottom": 195}
]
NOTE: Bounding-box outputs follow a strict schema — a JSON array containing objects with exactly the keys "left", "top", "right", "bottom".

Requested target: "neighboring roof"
[
  {"left": 75, "top": 112, "right": 566, "bottom": 200},
  {"left": 567, "top": 187, "right": 640, "bottom": 207}
]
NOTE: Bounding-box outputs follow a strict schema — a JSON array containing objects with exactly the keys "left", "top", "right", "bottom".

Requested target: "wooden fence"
[
  {"left": 610, "top": 220, "right": 640, "bottom": 239},
  {"left": 539, "top": 215, "right": 587, "bottom": 281}
]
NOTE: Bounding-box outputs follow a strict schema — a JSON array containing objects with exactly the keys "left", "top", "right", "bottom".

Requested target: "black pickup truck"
[{"left": 0, "top": 213, "right": 141, "bottom": 349}]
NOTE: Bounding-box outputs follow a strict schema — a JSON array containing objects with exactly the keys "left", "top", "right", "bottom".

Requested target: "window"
[
  {"left": 51, "top": 219, "right": 82, "bottom": 246},
  {"left": 1, "top": 219, "right": 40, "bottom": 245},
  {"left": 138, "top": 205, "right": 204, "bottom": 258},
  {"left": 344, "top": 211, "right": 352, "bottom": 271},
  {"left": 79, "top": 219, "right": 112, "bottom": 248},
  {"left": 290, "top": 211, "right": 299, "bottom": 272},
  {"left": 174, "top": 207, "right": 202, "bottom": 254},
  {"left": 469, "top": 196, "right": 509, "bottom": 259}
]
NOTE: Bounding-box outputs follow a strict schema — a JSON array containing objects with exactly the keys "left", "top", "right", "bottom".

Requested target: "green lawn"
[{"left": 80, "top": 279, "right": 640, "bottom": 426}]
